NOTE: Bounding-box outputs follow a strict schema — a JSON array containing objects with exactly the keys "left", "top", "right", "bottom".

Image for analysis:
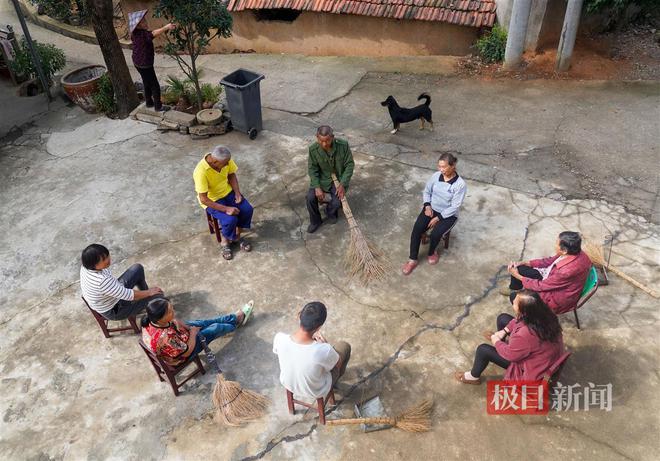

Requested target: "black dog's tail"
[{"left": 417, "top": 93, "right": 431, "bottom": 106}]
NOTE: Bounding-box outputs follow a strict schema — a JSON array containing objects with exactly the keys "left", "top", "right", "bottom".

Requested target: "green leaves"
[
  {"left": 154, "top": 0, "right": 233, "bottom": 108},
  {"left": 475, "top": 25, "right": 507, "bottom": 64},
  {"left": 10, "top": 37, "right": 66, "bottom": 82}
]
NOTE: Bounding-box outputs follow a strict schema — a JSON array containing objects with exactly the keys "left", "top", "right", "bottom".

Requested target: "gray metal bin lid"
[{"left": 220, "top": 68, "right": 265, "bottom": 89}]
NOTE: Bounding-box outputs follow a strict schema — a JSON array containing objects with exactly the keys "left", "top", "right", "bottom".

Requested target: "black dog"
[{"left": 380, "top": 93, "right": 433, "bottom": 134}]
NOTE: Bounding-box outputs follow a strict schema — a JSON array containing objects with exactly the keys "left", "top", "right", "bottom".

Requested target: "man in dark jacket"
[{"left": 306, "top": 126, "right": 355, "bottom": 233}]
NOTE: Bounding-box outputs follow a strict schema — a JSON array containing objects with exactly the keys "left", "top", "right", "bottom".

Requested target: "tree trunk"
[{"left": 86, "top": 0, "right": 138, "bottom": 118}]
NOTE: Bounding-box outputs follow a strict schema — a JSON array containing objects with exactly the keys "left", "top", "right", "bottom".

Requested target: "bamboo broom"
[
  {"left": 331, "top": 173, "right": 388, "bottom": 284},
  {"left": 583, "top": 240, "right": 659, "bottom": 298},
  {"left": 326, "top": 400, "right": 433, "bottom": 433},
  {"left": 200, "top": 338, "right": 269, "bottom": 426}
]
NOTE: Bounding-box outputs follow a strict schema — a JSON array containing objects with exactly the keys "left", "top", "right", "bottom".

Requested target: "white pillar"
[
  {"left": 503, "top": 0, "right": 533, "bottom": 70},
  {"left": 556, "top": 0, "right": 584, "bottom": 72}
]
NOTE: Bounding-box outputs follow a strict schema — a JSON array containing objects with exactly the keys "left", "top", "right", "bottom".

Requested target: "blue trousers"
[
  {"left": 206, "top": 191, "right": 253, "bottom": 241},
  {"left": 186, "top": 313, "right": 238, "bottom": 357}
]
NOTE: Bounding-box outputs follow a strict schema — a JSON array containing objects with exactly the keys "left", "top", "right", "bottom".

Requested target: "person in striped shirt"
[{"left": 80, "top": 244, "right": 163, "bottom": 320}]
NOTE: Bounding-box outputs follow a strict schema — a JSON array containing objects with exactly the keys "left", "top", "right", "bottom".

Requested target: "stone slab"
[
  {"left": 135, "top": 112, "right": 164, "bottom": 124},
  {"left": 164, "top": 110, "right": 197, "bottom": 127}
]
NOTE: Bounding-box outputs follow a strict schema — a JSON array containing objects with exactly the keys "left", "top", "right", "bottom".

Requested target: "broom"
[
  {"left": 326, "top": 399, "right": 433, "bottom": 433},
  {"left": 331, "top": 173, "right": 388, "bottom": 283},
  {"left": 200, "top": 338, "right": 269, "bottom": 426},
  {"left": 583, "top": 240, "right": 659, "bottom": 298}
]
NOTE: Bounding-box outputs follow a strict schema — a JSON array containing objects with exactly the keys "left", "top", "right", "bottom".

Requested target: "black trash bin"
[{"left": 220, "top": 69, "right": 265, "bottom": 140}]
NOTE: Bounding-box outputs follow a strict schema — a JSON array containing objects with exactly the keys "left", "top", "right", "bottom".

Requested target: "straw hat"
[{"left": 128, "top": 10, "right": 148, "bottom": 34}]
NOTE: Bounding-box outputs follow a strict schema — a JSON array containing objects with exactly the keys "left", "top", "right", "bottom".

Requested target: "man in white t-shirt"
[{"left": 273, "top": 302, "right": 351, "bottom": 400}]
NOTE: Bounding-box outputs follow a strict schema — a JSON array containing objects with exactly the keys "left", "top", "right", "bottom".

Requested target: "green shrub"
[
  {"left": 475, "top": 25, "right": 507, "bottom": 63},
  {"left": 199, "top": 83, "right": 222, "bottom": 104},
  {"left": 93, "top": 73, "right": 116, "bottom": 114},
  {"left": 163, "top": 75, "right": 191, "bottom": 104},
  {"left": 10, "top": 37, "right": 66, "bottom": 83},
  {"left": 31, "top": 0, "right": 89, "bottom": 23}
]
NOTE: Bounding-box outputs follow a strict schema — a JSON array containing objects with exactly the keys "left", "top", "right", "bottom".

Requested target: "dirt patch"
[{"left": 456, "top": 24, "right": 659, "bottom": 81}]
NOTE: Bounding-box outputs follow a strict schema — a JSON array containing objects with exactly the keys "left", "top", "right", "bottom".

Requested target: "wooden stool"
[
  {"left": 82, "top": 297, "right": 139, "bottom": 339},
  {"left": 206, "top": 212, "right": 222, "bottom": 243},
  {"left": 138, "top": 339, "right": 206, "bottom": 396},
  {"left": 286, "top": 388, "right": 335, "bottom": 425},
  {"left": 422, "top": 220, "right": 458, "bottom": 251}
]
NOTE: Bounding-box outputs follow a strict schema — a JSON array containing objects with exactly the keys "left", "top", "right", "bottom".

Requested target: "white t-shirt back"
[{"left": 273, "top": 332, "right": 339, "bottom": 399}]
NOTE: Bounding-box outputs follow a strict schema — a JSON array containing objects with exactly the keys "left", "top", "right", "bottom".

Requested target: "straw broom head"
[
  {"left": 583, "top": 240, "right": 606, "bottom": 268},
  {"left": 582, "top": 239, "right": 659, "bottom": 298},
  {"left": 346, "top": 224, "right": 388, "bottom": 284},
  {"left": 326, "top": 399, "right": 433, "bottom": 433},
  {"left": 212, "top": 374, "right": 269, "bottom": 426}
]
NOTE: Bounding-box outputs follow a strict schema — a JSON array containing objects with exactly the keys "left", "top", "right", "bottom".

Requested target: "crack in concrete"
[{"left": 239, "top": 423, "right": 318, "bottom": 461}]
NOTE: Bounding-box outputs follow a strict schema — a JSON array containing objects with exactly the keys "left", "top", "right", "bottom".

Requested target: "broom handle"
[
  {"left": 331, "top": 173, "right": 358, "bottom": 228},
  {"left": 606, "top": 265, "right": 660, "bottom": 298},
  {"left": 326, "top": 417, "right": 395, "bottom": 426},
  {"left": 199, "top": 336, "right": 223, "bottom": 374}
]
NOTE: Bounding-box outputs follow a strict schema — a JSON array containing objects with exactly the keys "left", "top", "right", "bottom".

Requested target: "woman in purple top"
[
  {"left": 455, "top": 289, "right": 564, "bottom": 384},
  {"left": 128, "top": 10, "right": 174, "bottom": 111}
]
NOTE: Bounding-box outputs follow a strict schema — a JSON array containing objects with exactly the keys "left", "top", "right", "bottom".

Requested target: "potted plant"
[{"left": 10, "top": 37, "right": 66, "bottom": 88}]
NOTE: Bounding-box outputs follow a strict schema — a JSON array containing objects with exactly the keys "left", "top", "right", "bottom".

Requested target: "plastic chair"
[
  {"left": 573, "top": 266, "right": 599, "bottom": 329},
  {"left": 543, "top": 351, "right": 572, "bottom": 387}
]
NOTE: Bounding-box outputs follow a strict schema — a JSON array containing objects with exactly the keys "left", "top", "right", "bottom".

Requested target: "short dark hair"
[
  {"left": 81, "top": 244, "right": 109, "bottom": 270},
  {"left": 438, "top": 153, "right": 457, "bottom": 166},
  {"left": 300, "top": 301, "right": 327, "bottom": 332},
  {"left": 316, "top": 125, "right": 333, "bottom": 137},
  {"left": 558, "top": 231, "right": 581, "bottom": 255}
]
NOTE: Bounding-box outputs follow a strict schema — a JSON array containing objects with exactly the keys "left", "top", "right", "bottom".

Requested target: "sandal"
[
  {"left": 427, "top": 253, "right": 439, "bottom": 265},
  {"left": 239, "top": 238, "right": 252, "bottom": 252},
  {"left": 454, "top": 371, "right": 481, "bottom": 385},
  {"left": 240, "top": 300, "right": 254, "bottom": 326},
  {"left": 402, "top": 260, "right": 418, "bottom": 276},
  {"left": 221, "top": 244, "right": 233, "bottom": 260}
]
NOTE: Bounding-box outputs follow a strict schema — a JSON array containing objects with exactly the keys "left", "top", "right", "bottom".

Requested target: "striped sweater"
[{"left": 80, "top": 267, "right": 134, "bottom": 313}]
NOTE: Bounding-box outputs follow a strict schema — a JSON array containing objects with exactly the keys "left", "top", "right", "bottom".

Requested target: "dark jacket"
[
  {"left": 308, "top": 138, "right": 354, "bottom": 192},
  {"left": 131, "top": 29, "right": 154, "bottom": 68}
]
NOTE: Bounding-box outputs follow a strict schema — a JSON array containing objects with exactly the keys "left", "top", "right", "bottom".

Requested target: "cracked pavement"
[{"left": 1, "top": 4, "right": 660, "bottom": 460}]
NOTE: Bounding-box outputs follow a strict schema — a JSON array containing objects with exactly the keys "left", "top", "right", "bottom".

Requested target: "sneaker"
[
  {"left": 155, "top": 104, "right": 171, "bottom": 112},
  {"left": 307, "top": 222, "right": 321, "bottom": 233}
]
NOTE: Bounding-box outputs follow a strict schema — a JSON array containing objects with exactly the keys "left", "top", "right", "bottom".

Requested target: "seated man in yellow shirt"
[{"left": 193, "top": 146, "right": 254, "bottom": 260}]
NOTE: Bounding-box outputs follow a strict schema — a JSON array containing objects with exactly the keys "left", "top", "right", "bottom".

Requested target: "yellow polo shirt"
[{"left": 193, "top": 155, "right": 238, "bottom": 208}]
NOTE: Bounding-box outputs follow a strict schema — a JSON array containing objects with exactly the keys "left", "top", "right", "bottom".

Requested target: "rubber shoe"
[{"left": 307, "top": 222, "right": 321, "bottom": 233}]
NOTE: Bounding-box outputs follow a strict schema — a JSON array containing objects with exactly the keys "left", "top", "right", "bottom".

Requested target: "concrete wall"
[{"left": 119, "top": 1, "right": 478, "bottom": 56}]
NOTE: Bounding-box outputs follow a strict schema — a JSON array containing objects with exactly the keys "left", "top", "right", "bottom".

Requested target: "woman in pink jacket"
[
  {"left": 455, "top": 290, "right": 563, "bottom": 384},
  {"left": 505, "top": 231, "right": 592, "bottom": 315}
]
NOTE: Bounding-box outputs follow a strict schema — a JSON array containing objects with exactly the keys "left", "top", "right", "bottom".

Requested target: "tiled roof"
[{"left": 226, "top": 0, "right": 497, "bottom": 27}]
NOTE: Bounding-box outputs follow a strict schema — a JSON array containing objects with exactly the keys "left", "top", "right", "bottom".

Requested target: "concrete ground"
[{"left": 1, "top": 3, "right": 660, "bottom": 461}]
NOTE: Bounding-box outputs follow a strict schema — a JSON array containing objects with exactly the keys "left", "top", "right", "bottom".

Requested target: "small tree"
[{"left": 155, "top": 0, "right": 232, "bottom": 109}]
